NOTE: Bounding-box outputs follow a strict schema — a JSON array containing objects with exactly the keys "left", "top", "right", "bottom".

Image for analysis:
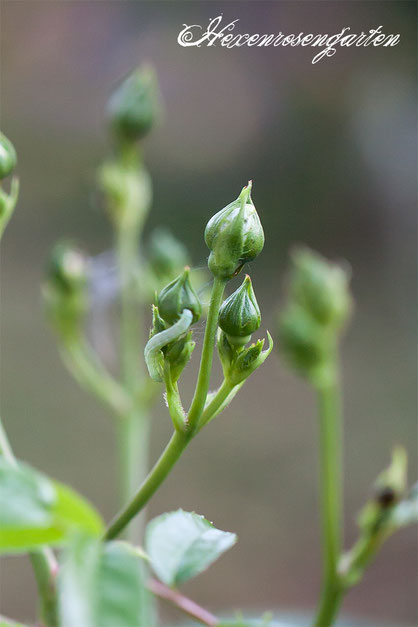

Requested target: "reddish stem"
[{"left": 149, "top": 578, "right": 220, "bottom": 626}]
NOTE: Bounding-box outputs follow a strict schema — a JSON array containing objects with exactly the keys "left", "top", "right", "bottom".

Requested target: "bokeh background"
[{"left": 0, "top": 1, "right": 416, "bottom": 625}]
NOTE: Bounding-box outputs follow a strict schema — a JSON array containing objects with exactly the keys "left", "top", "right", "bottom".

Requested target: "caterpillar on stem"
[{"left": 144, "top": 309, "right": 193, "bottom": 382}]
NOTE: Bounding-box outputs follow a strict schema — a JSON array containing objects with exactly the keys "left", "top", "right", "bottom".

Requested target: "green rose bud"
[
  {"left": 205, "top": 181, "right": 264, "bottom": 279},
  {"left": 165, "top": 331, "right": 196, "bottom": 383},
  {"left": 217, "top": 329, "right": 273, "bottom": 385},
  {"left": 290, "top": 247, "right": 352, "bottom": 329},
  {"left": 107, "top": 66, "right": 160, "bottom": 143},
  {"left": 47, "top": 242, "right": 88, "bottom": 294},
  {"left": 157, "top": 267, "right": 202, "bottom": 326},
  {"left": 0, "top": 132, "right": 17, "bottom": 179},
  {"left": 278, "top": 305, "right": 332, "bottom": 382},
  {"left": 219, "top": 275, "right": 261, "bottom": 346},
  {"left": 148, "top": 227, "right": 189, "bottom": 280},
  {"left": 44, "top": 242, "right": 88, "bottom": 340},
  {"left": 98, "top": 159, "right": 152, "bottom": 230}
]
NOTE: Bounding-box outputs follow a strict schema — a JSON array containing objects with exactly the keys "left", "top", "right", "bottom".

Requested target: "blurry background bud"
[
  {"left": 157, "top": 267, "right": 202, "bottom": 325},
  {"left": 107, "top": 66, "right": 160, "bottom": 143},
  {"left": 290, "top": 247, "right": 352, "bottom": 329},
  {"left": 278, "top": 305, "right": 332, "bottom": 381},
  {"left": 374, "top": 446, "right": 407, "bottom": 506},
  {"left": 98, "top": 160, "right": 152, "bottom": 230},
  {"left": 0, "top": 132, "right": 17, "bottom": 179},
  {"left": 219, "top": 275, "right": 261, "bottom": 346},
  {"left": 147, "top": 227, "right": 190, "bottom": 280},
  {"left": 43, "top": 241, "right": 89, "bottom": 340},
  {"left": 205, "top": 182, "right": 264, "bottom": 279},
  {"left": 357, "top": 447, "right": 408, "bottom": 537}
]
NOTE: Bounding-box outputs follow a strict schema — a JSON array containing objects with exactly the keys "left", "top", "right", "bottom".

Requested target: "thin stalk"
[
  {"left": 104, "top": 430, "right": 190, "bottom": 540},
  {"left": 0, "top": 416, "right": 15, "bottom": 466},
  {"left": 116, "top": 224, "right": 147, "bottom": 544},
  {"left": 197, "top": 378, "right": 240, "bottom": 430},
  {"left": 313, "top": 369, "right": 344, "bottom": 627},
  {"left": 0, "top": 416, "right": 58, "bottom": 626},
  {"left": 60, "top": 339, "right": 130, "bottom": 416},
  {"left": 187, "top": 277, "right": 226, "bottom": 432},
  {"left": 149, "top": 578, "right": 220, "bottom": 627}
]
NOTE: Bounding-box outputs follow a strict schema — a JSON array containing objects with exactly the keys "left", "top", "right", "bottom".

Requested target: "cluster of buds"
[
  {"left": 43, "top": 242, "right": 89, "bottom": 342},
  {"left": 145, "top": 268, "right": 202, "bottom": 383},
  {"left": 144, "top": 182, "right": 271, "bottom": 389},
  {"left": 0, "top": 132, "right": 19, "bottom": 237},
  {"left": 217, "top": 275, "right": 272, "bottom": 385},
  {"left": 278, "top": 247, "right": 352, "bottom": 385}
]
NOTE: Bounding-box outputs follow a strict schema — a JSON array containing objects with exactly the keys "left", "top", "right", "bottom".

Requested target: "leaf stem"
[
  {"left": 313, "top": 368, "right": 344, "bottom": 627},
  {"left": 149, "top": 578, "right": 220, "bottom": 626}
]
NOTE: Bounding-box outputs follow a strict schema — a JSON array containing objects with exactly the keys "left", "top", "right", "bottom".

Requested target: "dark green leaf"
[
  {"left": 0, "top": 459, "right": 103, "bottom": 553},
  {"left": 145, "top": 509, "right": 237, "bottom": 586}
]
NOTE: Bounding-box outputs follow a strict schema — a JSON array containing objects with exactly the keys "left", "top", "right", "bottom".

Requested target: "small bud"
[
  {"left": 157, "top": 267, "right": 202, "bottom": 325},
  {"left": 165, "top": 331, "right": 196, "bottom": 383},
  {"left": 98, "top": 160, "right": 152, "bottom": 229},
  {"left": 290, "top": 247, "right": 352, "bottom": 329},
  {"left": 47, "top": 242, "right": 88, "bottom": 294},
  {"left": 148, "top": 228, "right": 189, "bottom": 280},
  {"left": 0, "top": 132, "right": 17, "bottom": 179},
  {"left": 107, "top": 66, "right": 160, "bottom": 143},
  {"left": 219, "top": 275, "right": 261, "bottom": 346},
  {"left": 217, "top": 329, "right": 273, "bottom": 385},
  {"left": 357, "top": 447, "right": 408, "bottom": 536},
  {"left": 205, "top": 182, "right": 264, "bottom": 279},
  {"left": 43, "top": 242, "right": 88, "bottom": 340},
  {"left": 374, "top": 446, "right": 407, "bottom": 505},
  {"left": 278, "top": 305, "right": 332, "bottom": 381}
]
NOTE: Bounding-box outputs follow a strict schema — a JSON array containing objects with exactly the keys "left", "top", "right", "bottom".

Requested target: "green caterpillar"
[{"left": 144, "top": 309, "right": 193, "bottom": 382}]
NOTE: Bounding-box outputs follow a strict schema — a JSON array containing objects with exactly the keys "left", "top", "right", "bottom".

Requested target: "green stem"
[
  {"left": 0, "top": 416, "right": 15, "bottom": 466},
  {"left": 164, "top": 365, "right": 186, "bottom": 432},
  {"left": 187, "top": 277, "right": 226, "bottom": 432},
  {"left": 313, "top": 370, "right": 344, "bottom": 627},
  {"left": 117, "top": 224, "right": 147, "bottom": 544},
  {"left": 198, "top": 378, "right": 239, "bottom": 430},
  {"left": 0, "top": 416, "right": 58, "bottom": 626},
  {"left": 61, "top": 339, "right": 130, "bottom": 416},
  {"left": 104, "top": 430, "right": 190, "bottom": 540},
  {"left": 29, "top": 552, "right": 58, "bottom": 627}
]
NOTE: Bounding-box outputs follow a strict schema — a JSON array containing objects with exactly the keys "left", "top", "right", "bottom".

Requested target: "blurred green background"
[{"left": 0, "top": 1, "right": 416, "bottom": 625}]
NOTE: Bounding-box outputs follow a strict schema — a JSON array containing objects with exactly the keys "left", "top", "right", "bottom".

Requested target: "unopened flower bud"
[
  {"left": 98, "top": 160, "right": 152, "bottom": 229},
  {"left": 158, "top": 267, "right": 202, "bottom": 326},
  {"left": 166, "top": 331, "right": 196, "bottom": 383},
  {"left": 107, "top": 66, "right": 160, "bottom": 143},
  {"left": 0, "top": 132, "right": 17, "bottom": 179},
  {"left": 47, "top": 242, "right": 88, "bottom": 294},
  {"left": 44, "top": 242, "right": 88, "bottom": 340},
  {"left": 219, "top": 275, "right": 261, "bottom": 346},
  {"left": 278, "top": 305, "right": 331, "bottom": 380},
  {"left": 205, "top": 182, "right": 264, "bottom": 279},
  {"left": 148, "top": 228, "right": 189, "bottom": 280},
  {"left": 291, "top": 247, "right": 352, "bottom": 329}
]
